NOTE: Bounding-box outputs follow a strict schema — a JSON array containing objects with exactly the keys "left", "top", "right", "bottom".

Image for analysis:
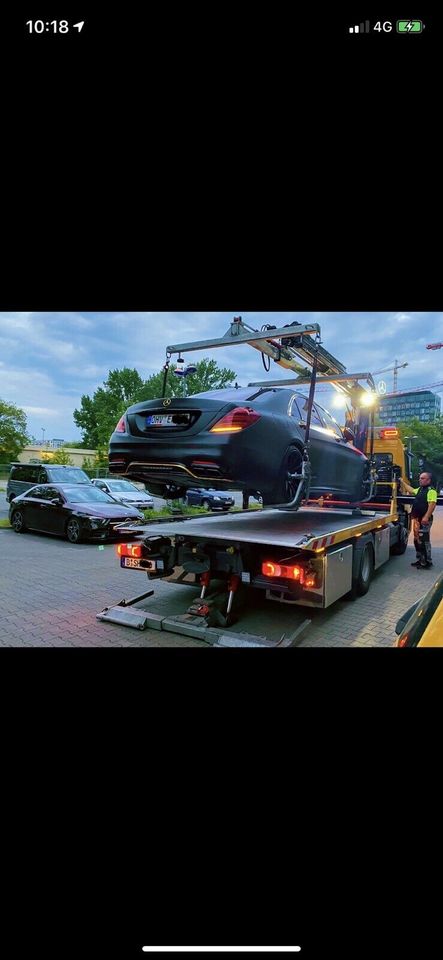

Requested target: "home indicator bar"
[{"left": 142, "top": 950, "right": 302, "bottom": 955}]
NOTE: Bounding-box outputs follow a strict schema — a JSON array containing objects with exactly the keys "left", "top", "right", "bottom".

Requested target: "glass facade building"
[{"left": 378, "top": 390, "right": 441, "bottom": 424}]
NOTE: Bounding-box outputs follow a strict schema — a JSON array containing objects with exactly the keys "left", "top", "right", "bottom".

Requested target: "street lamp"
[{"left": 404, "top": 435, "right": 418, "bottom": 481}]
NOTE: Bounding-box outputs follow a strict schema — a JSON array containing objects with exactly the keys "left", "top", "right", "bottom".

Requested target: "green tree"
[
  {"left": 0, "top": 399, "right": 31, "bottom": 463},
  {"left": 132, "top": 358, "right": 237, "bottom": 402},
  {"left": 50, "top": 448, "right": 75, "bottom": 465},
  {"left": 73, "top": 368, "right": 146, "bottom": 447},
  {"left": 395, "top": 418, "right": 443, "bottom": 464}
]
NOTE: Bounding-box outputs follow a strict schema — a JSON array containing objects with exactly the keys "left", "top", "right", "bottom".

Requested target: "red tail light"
[
  {"left": 210, "top": 407, "right": 261, "bottom": 434},
  {"left": 115, "top": 415, "right": 126, "bottom": 433},
  {"left": 397, "top": 635, "right": 408, "bottom": 647},
  {"left": 262, "top": 561, "right": 304, "bottom": 583},
  {"left": 116, "top": 543, "right": 143, "bottom": 558}
]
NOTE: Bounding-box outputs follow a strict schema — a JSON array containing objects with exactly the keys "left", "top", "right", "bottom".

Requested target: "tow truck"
[{"left": 98, "top": 317, "right": 413, "bottom": 646}]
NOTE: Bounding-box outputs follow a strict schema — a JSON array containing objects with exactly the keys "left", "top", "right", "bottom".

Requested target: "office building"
[{"left": 378, "top": 390, "right": 441, "bottom": 424}]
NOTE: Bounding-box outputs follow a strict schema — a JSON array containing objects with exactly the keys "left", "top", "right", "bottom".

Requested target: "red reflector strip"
[
  {"left": 116, "top": 543, "right": 143, "bottom": 558},
  {"left": 312, "top": 534, "right": 336, "bottom": 550}
]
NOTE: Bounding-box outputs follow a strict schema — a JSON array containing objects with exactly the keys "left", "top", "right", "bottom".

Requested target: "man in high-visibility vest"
[{"left": 400, "top": 471, "right": 437, "bottom": 568}]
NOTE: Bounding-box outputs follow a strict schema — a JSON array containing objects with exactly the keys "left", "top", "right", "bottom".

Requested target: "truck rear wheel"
[
  {"left": 390, "top": 520, "right": 409, "bottom": 555},
  {"left": 349, "top": 542, "right": 374, "bottom": 598}
]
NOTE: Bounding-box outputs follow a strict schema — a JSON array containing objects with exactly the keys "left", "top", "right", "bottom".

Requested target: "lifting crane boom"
[
  {"left": 167, "top": 316, "right": 375, "bottom": 407},
  {"left": 426, "top": 342, "right": 443, "bottom": 350}
]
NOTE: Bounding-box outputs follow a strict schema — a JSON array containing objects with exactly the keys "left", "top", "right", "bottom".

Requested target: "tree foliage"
[
  {"left": 395, "top": 417, "right": 443, "bottom": 484},
  {"left": 395, "top": 417, "right": 443, "bottom": 465},
  {"left": 73, "top": 359, "right": 237, "bottom": 447},
  {"left": 0, "top": 399, "right": 31, "bottom": 463},
  {"left": 73, "top": 368, "right": 146, "bottom": 448},
  {"left": 49, "top": 448, "right": 75, "bottom": 465}
]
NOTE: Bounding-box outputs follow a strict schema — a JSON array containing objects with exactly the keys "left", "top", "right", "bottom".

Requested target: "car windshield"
[
  {"left": 49, "top": 468, "right": 91, "bottom": 483},
  {"left": 61, "top": 486, "right": 118, "bottom": 503},
  {"left": 106, "top": 480, "right": 140, "bottom": 492}
]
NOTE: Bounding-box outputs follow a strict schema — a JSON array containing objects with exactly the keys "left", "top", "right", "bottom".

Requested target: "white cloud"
[{"left": 22, "top": 406, "right": 56, "bottom": 416}]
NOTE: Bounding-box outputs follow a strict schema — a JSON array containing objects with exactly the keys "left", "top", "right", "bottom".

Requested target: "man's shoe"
[
  {"left": 418, "top": 562, "right": 433, "bottom": 569},
  {"left": 411, "top": 561, "right": 421, "bottom": 567}
]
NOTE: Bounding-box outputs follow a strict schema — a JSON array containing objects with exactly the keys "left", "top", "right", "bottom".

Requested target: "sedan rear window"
[{"left": 105, "top": 480, "right": 139, "bottom": 492}]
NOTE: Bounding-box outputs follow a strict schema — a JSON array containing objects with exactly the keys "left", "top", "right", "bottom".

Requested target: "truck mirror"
[{"left": 343, "top": 427, "right": 354, "bottom": 443}]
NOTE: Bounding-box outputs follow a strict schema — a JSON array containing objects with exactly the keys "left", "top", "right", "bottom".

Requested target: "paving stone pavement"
[{"left": 0, "top": 523, "right": 441, "bottom": 647}]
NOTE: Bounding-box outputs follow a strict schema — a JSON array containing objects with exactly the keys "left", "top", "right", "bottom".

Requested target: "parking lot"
[{"left": 1, "top": 487, "right": 441, "bottom": 646}]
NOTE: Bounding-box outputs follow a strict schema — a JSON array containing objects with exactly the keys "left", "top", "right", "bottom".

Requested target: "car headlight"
[
  {"left": 213, "top": 496, "right": 221, "bottom": 501},
  {"left": 89, "top": 517, "right": 109, "bottom": 528}
]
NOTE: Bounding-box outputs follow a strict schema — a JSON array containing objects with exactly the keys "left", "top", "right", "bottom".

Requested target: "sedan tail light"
[
  {"left": 114, "top": 415, "right": 126, "bottom": 433},
  {"left": 210, "top": 407, "right": 261, "bottom": 434}
]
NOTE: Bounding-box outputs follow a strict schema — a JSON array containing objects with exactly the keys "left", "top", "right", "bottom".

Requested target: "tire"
[
  {"left": 66, "top": 517, "right": 83, "bottom": 544},
  {"left": 350, "top": 542, "right": 374, "bottom": 598},
  {"left": 390, "top": 520, "right": 409, "bottom": 556},
  {"left": 281, "top": 444, "right": 304, "bottom": 503},
  {"left": 11, "top": 510, "right": 27, "bottom": 533}
]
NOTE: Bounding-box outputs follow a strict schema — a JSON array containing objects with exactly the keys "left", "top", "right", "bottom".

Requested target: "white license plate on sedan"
[
  {"left": 146, "top": 414, "right": 175, "bottom": 426},
  {"left": 120, "top": 557, "right": 156, "bottom": 570}
]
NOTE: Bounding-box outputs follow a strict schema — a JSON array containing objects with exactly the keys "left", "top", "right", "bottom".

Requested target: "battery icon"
[{"left": 396, "top": 20, "right": 423, "bottom": 32}]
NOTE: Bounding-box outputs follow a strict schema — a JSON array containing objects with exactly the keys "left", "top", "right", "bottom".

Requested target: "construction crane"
[
  {"left": 426, "top": 342, "right": 443, "bottom": 350},
  {"left": 381, "top": 380, "right": 443, "bottom": 398},
  {"left": 373, "top": 359, "right": 408, "bottom": 394}
]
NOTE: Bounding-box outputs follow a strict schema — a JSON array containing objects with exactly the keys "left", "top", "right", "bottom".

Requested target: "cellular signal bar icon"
[{"left": 349, "top": 21, "right": 370, "bottom": 33}]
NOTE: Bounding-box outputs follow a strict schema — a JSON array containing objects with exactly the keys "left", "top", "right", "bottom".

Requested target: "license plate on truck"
[{"left": 120, "top": 557, "right": 156, "bottom": 570}]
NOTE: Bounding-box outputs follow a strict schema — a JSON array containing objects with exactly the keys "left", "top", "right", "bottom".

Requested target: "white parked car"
[{"left": 91, "top": 478, "right": 154, "bottom": 510}]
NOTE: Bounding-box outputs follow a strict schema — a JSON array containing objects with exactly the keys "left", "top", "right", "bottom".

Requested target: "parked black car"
[
  {"left": 185, "top": 488, "right": 235, "bottom": 510},
  {"left": 9, "top": 483, "right": 144, "bottom": 543},
  {"left": 108, "top": 386, "right": 371, "bottom": 505}
]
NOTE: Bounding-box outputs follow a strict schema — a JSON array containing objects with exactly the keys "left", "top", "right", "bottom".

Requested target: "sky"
[{"left": 1, "top": 311, "right": 442, "bottom": 445}]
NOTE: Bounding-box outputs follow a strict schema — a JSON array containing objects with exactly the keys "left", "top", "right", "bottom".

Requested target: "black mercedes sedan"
[
  {"left": 9, "top": 483, "right": 144, "bottom": 543},
  {"left": 108, "top": 386, "right": 371, "bottom": 506}
]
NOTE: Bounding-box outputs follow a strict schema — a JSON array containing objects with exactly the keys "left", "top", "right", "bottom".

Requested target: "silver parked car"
[{"left": 91, "top": 477, "right": 154, "bottom": 510}]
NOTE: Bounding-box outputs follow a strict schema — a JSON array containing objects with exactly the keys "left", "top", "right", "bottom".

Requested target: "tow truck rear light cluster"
[
  {"left": 262, "top": 561, "right": 317, "bottom": 588},
  {"left": 380, "top": 427, "right": 399, "bottom": 439},
  {"left": 210, "top": 407, "right": 261, "bottom": 433},
  {"left": 262, "top": 561, "right": 304, "bottom": 583},
  {"left": 116, "top": 543, "right": 143, "bottom": 558}
]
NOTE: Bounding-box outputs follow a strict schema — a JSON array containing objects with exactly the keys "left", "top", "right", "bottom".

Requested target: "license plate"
[
  {"left": 146, "top": 414, "right": 175, "bottom": 426},
  {"left": 120, "top": 557, "right": 157, "bottom": 570}
]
